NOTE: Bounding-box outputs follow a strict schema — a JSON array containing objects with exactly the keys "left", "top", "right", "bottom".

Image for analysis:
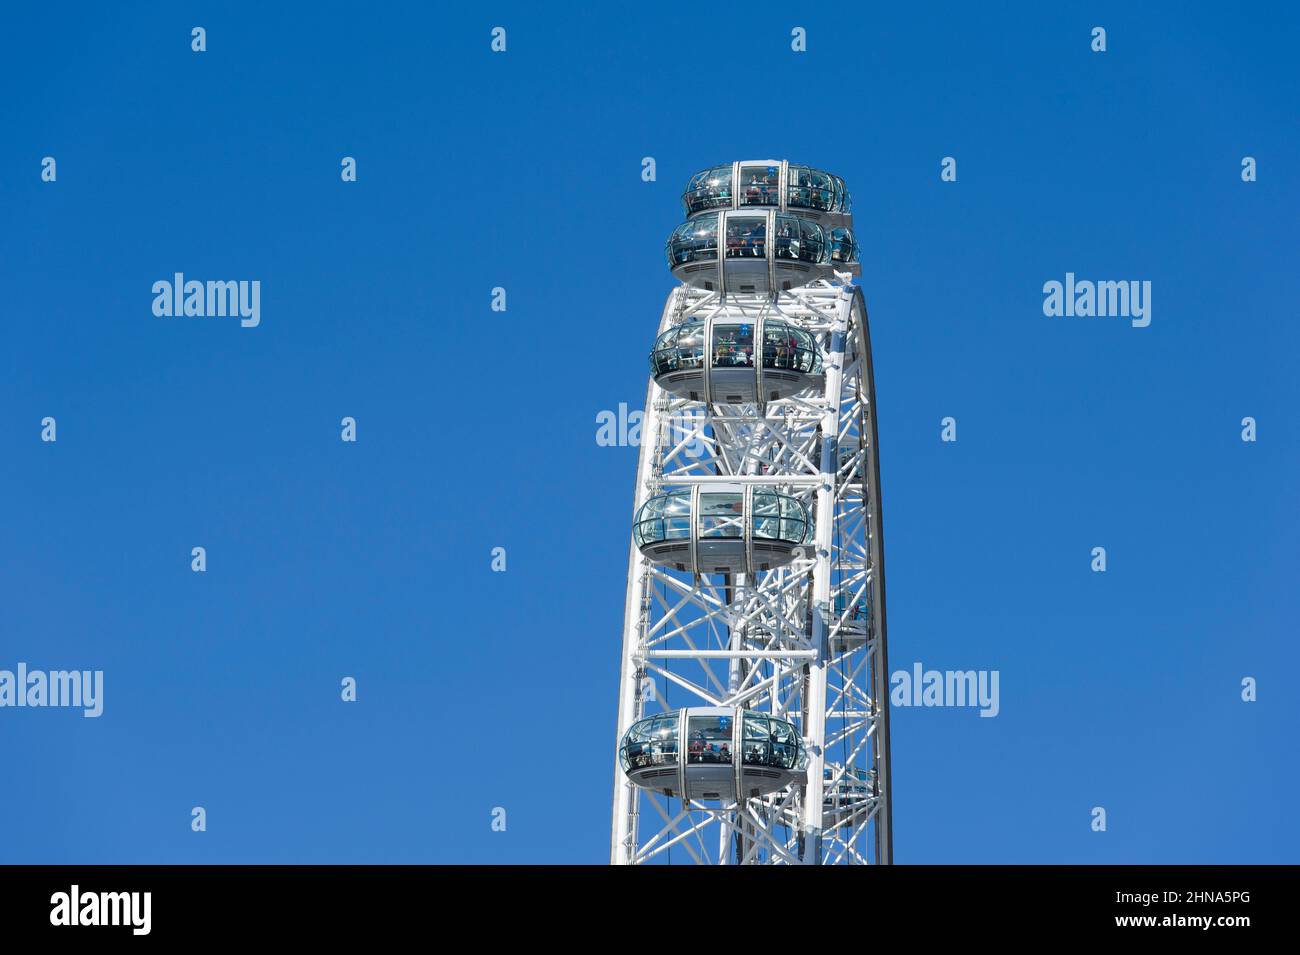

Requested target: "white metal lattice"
[{"left": 611, "top": 280, "right": 893, "bottom": 865}]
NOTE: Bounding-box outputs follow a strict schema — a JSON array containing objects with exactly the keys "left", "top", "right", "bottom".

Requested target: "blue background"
[{"left": 1, "top": 1, "right": 1296, "bottom": 863}]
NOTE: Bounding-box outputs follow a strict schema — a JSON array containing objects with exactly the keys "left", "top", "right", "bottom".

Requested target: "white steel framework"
[{"left": 611, "top": 276, "right": 893, "bottom": 865}]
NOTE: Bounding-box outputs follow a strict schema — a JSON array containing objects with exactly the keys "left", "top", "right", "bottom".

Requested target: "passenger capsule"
[
  {"left": 666, "top": 210, "right": 860, "bottom": 293},
  {"left": 823, "top": 766, "right": 876, "bottom": 828},
  {"left": 649, "top": 316, "right": 822, "bottom": 403},
  {"left": 632, "top": 485, "right": 813, "bottom": 574},
  {"left": 682, "top": 160, "right": 853, "bottom": 227},
  {"left": 830, "top": 591, "right": 871, "bottom": 653},
  {"left": 619, "top": 706, "right": 807, "bottom": 802}
]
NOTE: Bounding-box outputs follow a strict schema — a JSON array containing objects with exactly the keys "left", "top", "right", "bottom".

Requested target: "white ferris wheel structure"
[{"left": 611, "top": 160, "right": 894, "bottom": 865}]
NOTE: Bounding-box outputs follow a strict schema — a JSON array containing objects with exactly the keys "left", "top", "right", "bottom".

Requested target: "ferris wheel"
[{"left": 610, "top": 161, "right": 894, "bottom": 865}]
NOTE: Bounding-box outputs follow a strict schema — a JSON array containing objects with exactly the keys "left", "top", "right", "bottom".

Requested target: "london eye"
[{"left": 611, "top": 160, "right": 893, "bottom": 865}]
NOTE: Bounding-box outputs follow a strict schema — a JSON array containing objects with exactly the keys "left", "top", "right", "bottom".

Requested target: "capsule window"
[
  {"left": 780, "top": 493, "right": 808, "bottom": 542},
  {"left": 770, "top": 719, "right": 799, "bottom": 769},
  {"left": 649, "top": 320, "right": 710, "bottom": 376},
  {"left": 725, "top": 216, "right": 766, "bottom": 259},
  {"left": 774, "top": 215, "right": 801, "bottom": 260},
  {"left": 751, "top": 492, "right": 782, "bottom": 541},
  {"left": 634, "top": 489, "right": 811, "bottom": 550},
  {"left": 831, "top": 227, "right": 857, "bottom": 264},
  {"left": 788, "top": 165, "right": 834, "bottom": 212},
  {"left": 711, "top": 323, "right": 754, "bottom": 368},
  {"left": 621, "top": 713, "right": 681, "bottom": 771},
  {"left": 761, "top": 321, "right": 819, "bottom": 374},
  {"left": 633, "top": 490, "right": 692, "bottom": 546},
  {"left": 684, "top": 165, "right": 732, "bottom": 214},
  {"left": 698, "top": 492, "right": 744, "bottom": 539},
  {"left": 738, "top": 165, "right": 779, "bottom": 207},
  {"left": 799, "top": 219, "right": 825, "bottom": 263},
  {"left": 667, "top": 216, "right": 719, "bottom": 266},
  {"left": 686, "top": 714, "right": 733, "bottom": 765}
]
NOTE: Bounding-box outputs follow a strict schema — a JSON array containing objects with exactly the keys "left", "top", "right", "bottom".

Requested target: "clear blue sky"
[{"left": 1, "top": 2, "right": 1296, "bottom": 863}]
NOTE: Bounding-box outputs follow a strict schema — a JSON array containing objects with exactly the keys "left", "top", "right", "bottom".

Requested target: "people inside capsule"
[
  {"left": 668, "top": 212, "right": 828, "bottom": 268},
  {"left": 619, "top": 708, "right": 805, "bottom": 800},
  {"left": 833, "top": 591, "right": 869, "bottom": 623},
  {"left": 711, "top": 324, "right": 754, "bottom": 367},
  {"left": 683, "top": 165, "right": 732, "bottom": 213},
  {"left": 787, "top": 165, "right": 838, "bottom": 212},
  {"left": 620, "top": 712, "right": 680, "bottom": 770},
  {"left": 681, "top": 162, "right": 852, "bottom": 216},
  {"left": 725, "top": 216, "right": 766, "bottom": 258},
  {"left": 830, "top": 227, "right": 858, "bottom": 264},
  {"left": 649, "top": 318, "right": 821, "bottom": 401},
  {"left": 773, "top": 215, "right": 824, "bottom": 262},
  {"left": 739, "top": 165, "right": 780, "bottom": 207},
  {"left": 686, "top": 712, "right": 732, "bottom": 763},
  {"left": 667, "top": 216, "right": 718, "bottom": 264}
]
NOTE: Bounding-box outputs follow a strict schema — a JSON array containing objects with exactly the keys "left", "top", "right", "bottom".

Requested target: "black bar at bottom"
[{"left": 0, "top": 864, "right": 1281, "bottom": 940}]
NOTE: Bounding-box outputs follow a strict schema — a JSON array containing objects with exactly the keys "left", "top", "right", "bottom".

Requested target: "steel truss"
[{"left": 611, "top": 278, "right": 893, "bottom": 864}]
